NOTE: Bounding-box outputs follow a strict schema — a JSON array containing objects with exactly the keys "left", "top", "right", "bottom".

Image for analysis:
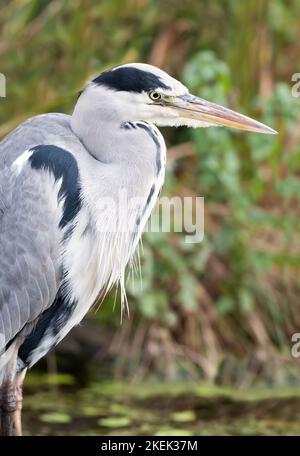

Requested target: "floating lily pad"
[
  {"left": 82, "top": 406, "right": 109, "bottom": 416},
  {"left": 40, "top": 412, "right": 72, "bottom": 424},
  {"left": 171, "top": 410, "right": 197, "bottom": 423},
  {"left": 98, "top": 416, "right": 131, "bottom": 428},
  {"left": 110, "top": 403, "right": 131, "bottom": 414}
]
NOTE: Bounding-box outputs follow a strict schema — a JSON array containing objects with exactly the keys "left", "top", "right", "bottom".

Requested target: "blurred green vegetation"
[
  {"left": 22, "top": 375, "right": 300, "bottom": 435},
  {"left": 1, "top": 0, "right": 300, "bottom": 387}
]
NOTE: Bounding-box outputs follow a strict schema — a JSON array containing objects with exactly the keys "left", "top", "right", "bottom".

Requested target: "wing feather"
[
  {"left": 0, "top": 151, "right": 63, "bottom": 354},
  {"left": 0, "top": 113, "right": 83, "bottom": 361}
]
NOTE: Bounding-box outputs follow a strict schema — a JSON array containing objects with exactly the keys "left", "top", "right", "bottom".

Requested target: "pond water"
[{"left": 22, "top": 374, "right": 300, "bottom": 435}]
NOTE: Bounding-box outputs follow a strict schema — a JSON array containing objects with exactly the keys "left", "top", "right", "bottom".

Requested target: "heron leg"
[
  {"left": 0, "top": 342, "right": 24, "bottom": 437},
  {"left": 1, "top": 382, "right": 16, "bottom": 436},
  {"left": 0, "top": 387, "right": 2, "bottom": 435},
  {"left": 13, "top": 369, "right": 27, "bottom": 436}
]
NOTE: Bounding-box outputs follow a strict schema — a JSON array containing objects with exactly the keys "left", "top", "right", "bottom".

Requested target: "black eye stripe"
[{"left": 92, "top": 67, "right": 171, "bottom": 93}]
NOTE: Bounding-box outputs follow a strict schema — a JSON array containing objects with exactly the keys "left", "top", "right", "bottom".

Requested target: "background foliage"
[{"left": 1, "top": 0, "right": 300, "bottom": 389}]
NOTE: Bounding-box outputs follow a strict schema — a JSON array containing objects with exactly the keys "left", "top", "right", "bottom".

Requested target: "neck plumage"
[{"left": 70, "top": 85, "right": 165, "bottom": 180}]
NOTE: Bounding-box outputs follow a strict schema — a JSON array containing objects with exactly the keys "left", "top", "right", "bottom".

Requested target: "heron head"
[{"left": 77, "top": 63, "right": 277, "bottom": 135}]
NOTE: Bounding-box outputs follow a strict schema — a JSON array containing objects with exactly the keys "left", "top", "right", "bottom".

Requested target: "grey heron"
[{"left": 0, "top": 63, "right": 276, "bottom": 436}]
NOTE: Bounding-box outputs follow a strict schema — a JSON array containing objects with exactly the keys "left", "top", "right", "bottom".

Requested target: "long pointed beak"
[{"left": 171, "top": 93, "right": 277, "bottom": 135}]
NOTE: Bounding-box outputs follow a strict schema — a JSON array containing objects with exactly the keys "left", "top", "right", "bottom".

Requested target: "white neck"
[{"left": 68, "top": 87, "right": 167, "bottom": 312}]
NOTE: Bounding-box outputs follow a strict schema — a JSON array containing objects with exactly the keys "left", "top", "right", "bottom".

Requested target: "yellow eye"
[{"left": 149, "top": 91, "right": 162, "bottom": 101}]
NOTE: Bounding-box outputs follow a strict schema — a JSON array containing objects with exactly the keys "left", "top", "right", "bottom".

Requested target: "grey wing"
[
  {"left": 0, "top": 152, "right": 63, "bottom": 355},
  {"left": 0, "top": 113, "right": 72, "bottom": 169}
]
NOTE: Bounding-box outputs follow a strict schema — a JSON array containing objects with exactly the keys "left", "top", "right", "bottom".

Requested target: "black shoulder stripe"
[
  {"left": 29, "top": 145, "right": 82, "bottom": 228},
  {"left": 92, "top": 67, "right": 171, "bottom": 93},
  {"left": 136, "top": 123, "right": 162, "bottom": 176},
  {"left": 120, "top": 121, "right": 137, "bottom": 130},
  {"left": 18, "top": 292, "right": 76, "bottom": 367}
]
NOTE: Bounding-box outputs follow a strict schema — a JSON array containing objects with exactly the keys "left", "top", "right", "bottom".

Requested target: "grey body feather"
[
  {"left": 0, "top": 115, "right": 73, "bottom": 361},
  {"left": 0, "top": 106, "right": 165, "bottom": 373}
]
